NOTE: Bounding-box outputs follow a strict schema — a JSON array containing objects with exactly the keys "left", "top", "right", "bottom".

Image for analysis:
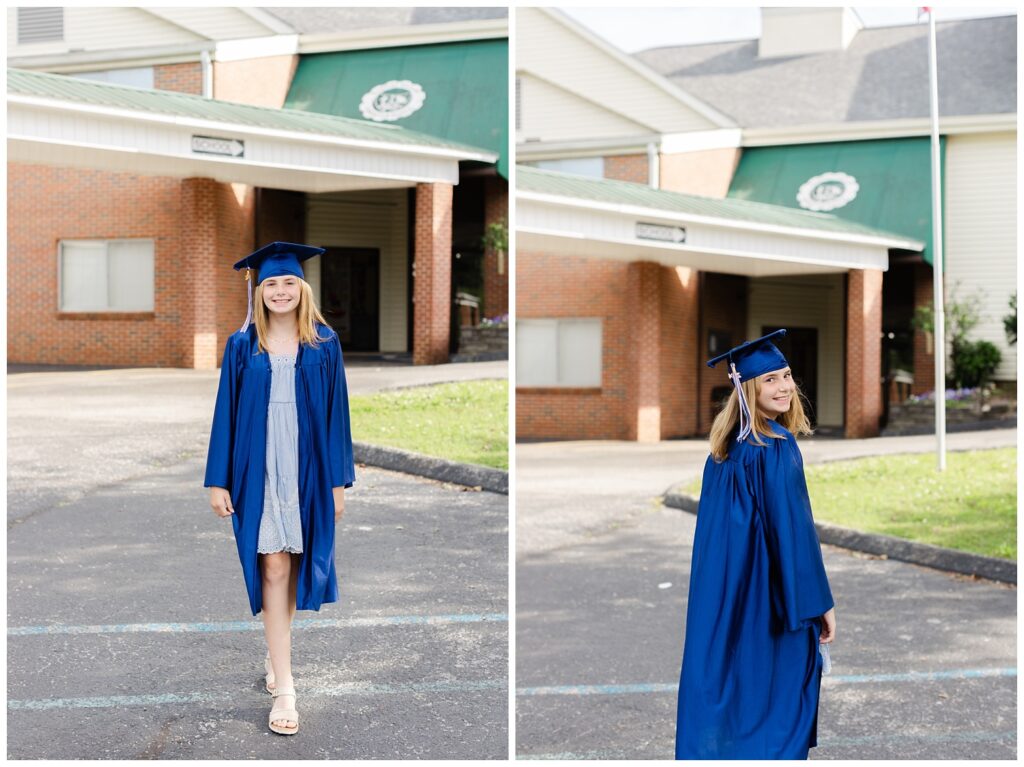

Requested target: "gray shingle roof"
[
  {"left": 262, "top": 7, "right": 507, "bottom": 34},
  {"left": 634, "top": 16, "right": 1016, "bottom": 128}
]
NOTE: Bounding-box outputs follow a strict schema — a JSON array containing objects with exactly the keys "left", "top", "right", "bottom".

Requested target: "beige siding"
[
  {"left": 517, "top": 7, "right": 717, "bottom": 136},
  {"left": 747, "top": 273, "right": 845, "bottom": 427},
  {"left": 143, "top": 8, "right": 275, "bottom": 41},
  {"left": 518, "top": 73, "right": 651, "bottom": 143},
  {"left": 306, "top": 189, "right": 409, "bottom": 353},
  {"left": 9, "top": 7, "right": 202, "bottom": 56},
  {"left": 944, "top": 131, "right": 1017, "bottom": 381},
  {"left": 9, "top": 8, "right": 275, "bottom": 56}
]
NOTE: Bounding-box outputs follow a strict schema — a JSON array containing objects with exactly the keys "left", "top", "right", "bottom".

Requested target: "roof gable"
[{"left": 517, "top": 7, "right": 733, "bottom": 135}]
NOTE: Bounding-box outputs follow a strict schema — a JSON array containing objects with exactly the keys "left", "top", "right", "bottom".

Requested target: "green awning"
[
  {"left": 285, "top": 39, "right": 508, "bottom": 178},
  {"left": 728, "top": 137, "right": 944, "bottom": 265}
]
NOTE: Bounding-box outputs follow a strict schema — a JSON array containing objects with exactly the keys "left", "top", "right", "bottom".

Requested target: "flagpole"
[{"left": 926, "top": 8, "right": 947, "bottom": 471}]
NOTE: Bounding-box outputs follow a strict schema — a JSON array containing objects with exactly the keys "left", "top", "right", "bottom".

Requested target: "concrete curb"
[
  {"left": 354, "top": 442, "right": 508, "bottom": 495},
  {"left": 662, "top": 491, "right": 1016, "bottom": 585}
]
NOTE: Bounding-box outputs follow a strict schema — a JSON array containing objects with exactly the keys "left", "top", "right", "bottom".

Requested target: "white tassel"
[
  {"left": 728, "top": 362, "right": 753, "bottom": 442},
  {"left": 239, "top": 268, "right": 254, "bottom": 333}
]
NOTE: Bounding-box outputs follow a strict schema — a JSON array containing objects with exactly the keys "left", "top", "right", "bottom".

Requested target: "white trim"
[
  {"left": 215, "top": 34, "right": 299, "bottom": 63},
  {"left": 538, "top": 7, "right": 737, "bottom": 129},
  {"left": 518, "top": 225, "right": 872, "bottom": 274},
  {"left": 517, "top": 135, "right": 663, "bottom": 161},
  {"left": 9, "top": 42, "right": 214, "bottom": 71},
  {"left": 8, "top": 135, "right": 456, "bottom": 188},
  {"left": 297, "top": 18, "right": 508, "bottom": 54},
  {"left": 7, "top": 92, "right": 498, "bottom": 163},
  {"left": 660, "top": 128, "right": 743, "bottom": 154},
  {"left": 742, "top": 114, "right": 1017, "bottom": 146},
  {"left": 518, "top": 189, "right": 924, "bottom": 251}
]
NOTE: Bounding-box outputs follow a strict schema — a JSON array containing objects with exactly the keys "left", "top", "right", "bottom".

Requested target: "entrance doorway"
[
  {"left": 321, "top": 248, "right": 380, "bottom": 352},
  {"left": 762, "top": 325, "right": 819, "bottom": 426}
]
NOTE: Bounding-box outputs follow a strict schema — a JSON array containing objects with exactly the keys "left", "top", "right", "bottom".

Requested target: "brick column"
[
  {"left": 180, "top": 178, "right": 220, "bottom": 369},
  {"left": 482, "top": 176, "right": 509, "bottom": 318},
  {"left": 413, "top": 182, "right": 454, "bottom": 365},
  {"left": 912, "top": 262, "right": 937, "bottom": 395},
  {"left": 628, "top": 261, "right": 662, "bottom": 442},
  {"left": 846, "top": 269, "right": 884, "bottom": 438}
]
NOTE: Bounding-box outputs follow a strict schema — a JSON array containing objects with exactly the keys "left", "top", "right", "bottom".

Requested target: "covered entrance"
[
  {"left": 7, "top": 68, "right": 496, "bottom": 368},
  {"left": 516, "top": 166, "right": 923, "bottom": 441}
]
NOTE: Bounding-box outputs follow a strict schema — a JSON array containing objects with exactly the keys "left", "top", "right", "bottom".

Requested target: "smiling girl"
[
  {"left": 675, "top": 329, "right": 835, "bottom": 760},
  {"left": 205, "top": 242, "right": 355, "bottom": 736}
]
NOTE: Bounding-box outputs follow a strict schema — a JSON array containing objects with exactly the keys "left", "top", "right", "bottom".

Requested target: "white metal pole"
[{"left": 927, "top": 10, "right": 947, "bottom": 471}]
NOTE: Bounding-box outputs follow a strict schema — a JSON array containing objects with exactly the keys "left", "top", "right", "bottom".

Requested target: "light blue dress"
[{"left": 257, "top": 353, "right": 304, "bottom": 554}]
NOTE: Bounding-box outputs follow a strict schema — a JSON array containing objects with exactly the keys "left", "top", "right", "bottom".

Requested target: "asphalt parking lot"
[{"left": 7, "top": 368, "right": 508, "bottom": 759}]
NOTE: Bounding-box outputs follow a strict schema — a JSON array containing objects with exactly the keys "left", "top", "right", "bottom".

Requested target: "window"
[
  {"left": 72, "top": 67, "right": 154, "bottom": 90},
  {"left": 59, "top": 239, "right": 155, "bottom": 312},
  {"left": 516, "top": 318, "right": 602, "bottom": 387},
  {"left": 17, "top": 7, "right": 63, "bottom": 44},
  {"left": 532, "top": 157, "right": 605, "bottom": 179}
]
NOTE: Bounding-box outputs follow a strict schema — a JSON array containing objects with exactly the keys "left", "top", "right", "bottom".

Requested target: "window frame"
[
  {"left": 516, "top": 317, "right": 603, "bottom": 389},
  {"left": 57, "top": 238, "right": 156, "bottom": 314}
]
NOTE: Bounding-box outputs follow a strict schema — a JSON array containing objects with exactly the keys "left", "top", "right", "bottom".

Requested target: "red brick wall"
[
  {"left": 846, "top": 269, "right": 884, "bottom": 437},
  {"left": 154, "top": 62, "right": 203, "bottom": 95},
  {"left": 8, "top": 164, "right": 255, "bottom": 368},
  {"left": 516, "top": 252, "right": 632, "bottom": 440},
  {"left": 698, "top": 273, "right": 748, "bottom": 433},
  {"left": 8, "top": 163, "right": 185, "bottom": 366},
  {"left": 912, "top": 262, "right": 937, "bottom": 395},
  {"left": 413, "top": 182, "right": 453, "bottom": 365},
  {"left": 482, "top": 175, "right": 509, "bottom": 318},
  {"left": 604, "top": 154, "right": 649, "bottom": 185},
  {"left": 660, "top": 266, "right": 700, "bottom": 438}
]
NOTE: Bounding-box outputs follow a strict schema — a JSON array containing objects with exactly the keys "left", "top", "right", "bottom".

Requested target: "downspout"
[
  {"left": 647, "top": 141, "right": 660, "bottom": 189},
  {"left": 201, "top": 49, "right": 213, "bottom": 98}
]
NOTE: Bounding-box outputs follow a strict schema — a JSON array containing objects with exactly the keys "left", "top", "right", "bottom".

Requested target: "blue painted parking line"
[
  {"left": 519, "top": 729, "right": 1019, "bottom": 760},
  {"left": 9, "top": 679, "right": 506, "bottom": 711},
  {"left": 8, "top": 612, "right": 508, "bottom": 636},
  {"left": 516, "top": 667, "right": 1017, "bottom": 696}
]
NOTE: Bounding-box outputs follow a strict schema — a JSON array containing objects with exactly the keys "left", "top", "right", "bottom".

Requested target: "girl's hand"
[
  {"left": 333, "top": 486, "right": 345, "bottom": 523},
  {"left": 820, "top": 607, "right": 836, "bottom": 644},
  {"left": 209, "top": 487, "right": 234, "bottom": 518}
]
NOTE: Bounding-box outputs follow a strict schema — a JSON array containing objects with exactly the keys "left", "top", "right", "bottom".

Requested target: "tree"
[{"left": 1004, "top": 293, "right": 1016, "bottom": 346}]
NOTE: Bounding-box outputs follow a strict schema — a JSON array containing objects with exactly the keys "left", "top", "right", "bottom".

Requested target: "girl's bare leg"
[
  {"left": 264, "top": 554, "right": 299, "bottom": 693},
  {"left": 260, "top": 552, "right": 296, "bottom": 730}
]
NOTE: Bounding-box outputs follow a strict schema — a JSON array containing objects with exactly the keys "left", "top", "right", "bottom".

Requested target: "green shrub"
[{"left": 950, "top": 340, "right": 1002, "bottom": 389}]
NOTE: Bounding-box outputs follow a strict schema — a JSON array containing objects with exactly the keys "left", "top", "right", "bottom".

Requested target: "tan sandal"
[
  {"left": 264, "top": 652, "right": 276, "bottom": 694},
  {"left": 268, "top": 684, "right": 298, "bottom": 735}
]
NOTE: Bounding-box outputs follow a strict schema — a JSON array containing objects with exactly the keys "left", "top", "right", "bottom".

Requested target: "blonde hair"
[
  {"left": 709, "top": 373, "right": 813, "bottom": 462},
  {"left": 251, "top": 273, "right": 330, "bottom": 354}
]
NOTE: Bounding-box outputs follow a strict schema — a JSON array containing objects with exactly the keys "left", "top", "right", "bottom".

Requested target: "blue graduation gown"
[
  {"left": 675, "top": 419, "right": 833, "bottom": 760},
  {"left": 204, "top": 323, "right": 356, "bottom": 616}
]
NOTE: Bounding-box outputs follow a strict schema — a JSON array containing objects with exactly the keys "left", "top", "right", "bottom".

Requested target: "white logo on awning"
[
  {"left": 359, "top": 80, "right": 426, "bottom": 122},
  {"left": 796, "top": 171, "right": 859, "bottom": 211}
]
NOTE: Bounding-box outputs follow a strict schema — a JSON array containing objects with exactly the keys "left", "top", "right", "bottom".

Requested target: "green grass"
[
  {"left": 683, "top": 449, "right": 1016, "bottom": 560},
  {"left": 350, "top": 379, "right": 508, "bottom": 470}
]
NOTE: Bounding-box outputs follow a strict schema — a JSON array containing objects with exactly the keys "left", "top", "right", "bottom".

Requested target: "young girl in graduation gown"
[
  {"left": 205, "top": 242, "right": 356, "bottom": 736},
  {"left": 675, "top": 329, "right": 835, "bottom": 760}
]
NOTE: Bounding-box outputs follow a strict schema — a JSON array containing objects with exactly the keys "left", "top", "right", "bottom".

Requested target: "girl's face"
[
  {"left": 756, "top": 366, "right": 794, "bottom": 419},
  {"left": 261, "top": 276, "right": 301, "bottom": 315}
]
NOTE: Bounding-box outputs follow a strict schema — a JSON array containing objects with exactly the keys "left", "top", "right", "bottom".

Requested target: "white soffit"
[
  {"left": 517, "top": 194, "right": 906, "bottom": 278},
  {"left": 7, "top": 98, "right": 476, "bottom": 193}
]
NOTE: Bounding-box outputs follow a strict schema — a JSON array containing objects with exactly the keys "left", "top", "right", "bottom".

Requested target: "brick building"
[
  {"left": 516, "top": 7, "right": 1016, "bottom": 440},
  {"left": 8, "top": 6, "right": 508, "bottom": 369}
]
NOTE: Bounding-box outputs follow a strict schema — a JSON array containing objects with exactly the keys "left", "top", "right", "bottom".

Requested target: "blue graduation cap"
[
  {"left": 707, "top": 329, "right": 789, "bottom": 442},
  {"left": 232, "top": 242, "right": 325, "bottom": 332}
]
